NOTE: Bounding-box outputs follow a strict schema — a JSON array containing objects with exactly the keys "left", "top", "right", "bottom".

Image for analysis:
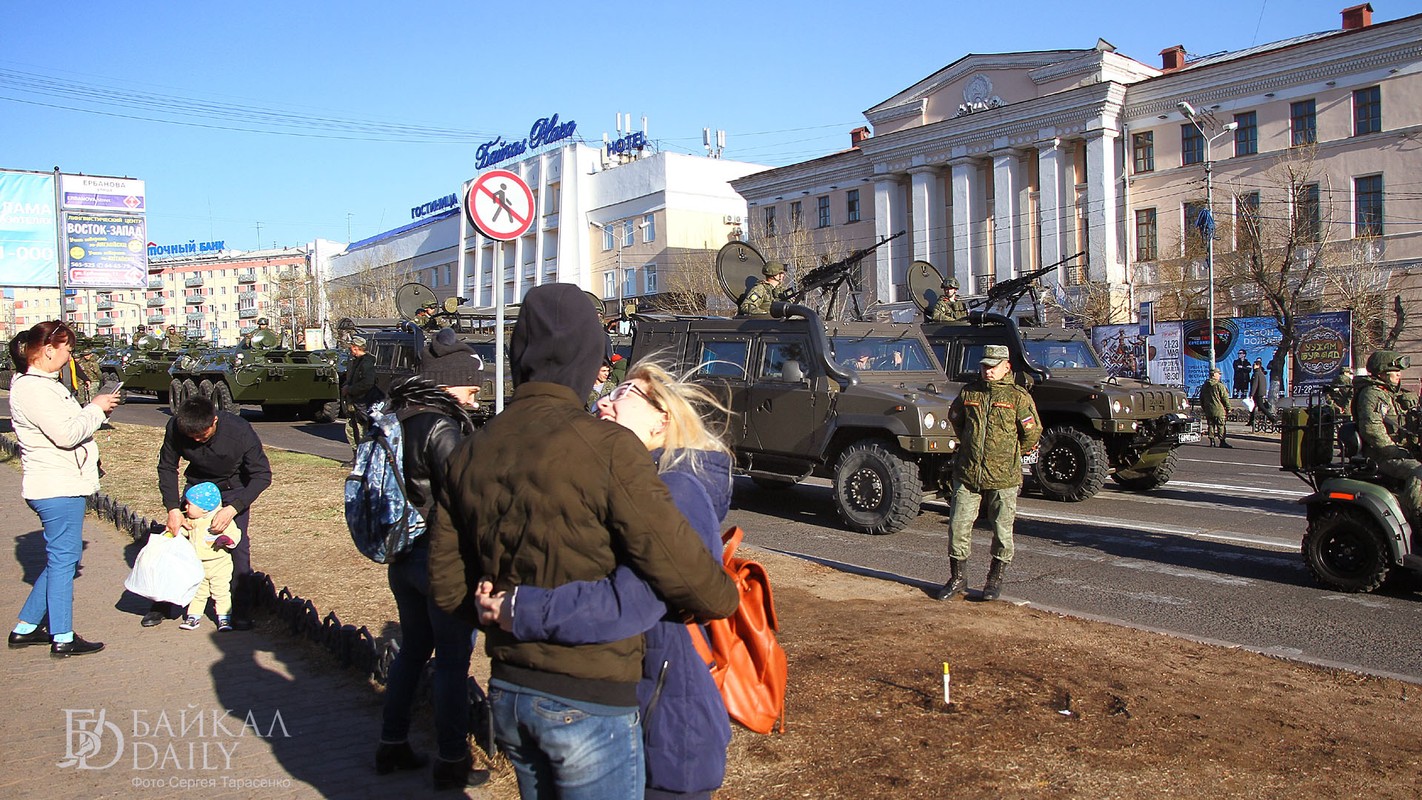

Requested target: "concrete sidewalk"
[{"left": 0, "top": 455, "right": 496, "bottom": 799}]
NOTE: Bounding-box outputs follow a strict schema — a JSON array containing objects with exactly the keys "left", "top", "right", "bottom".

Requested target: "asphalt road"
[{"left": 6, "top": 390, "right": 1417, "bottom": 681}]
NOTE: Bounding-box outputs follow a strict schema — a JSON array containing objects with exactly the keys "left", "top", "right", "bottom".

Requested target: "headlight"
[
  {"left": 922, "top": 412, "right": 936, "bottom": 429},
  {"left": 233, "top": 353, "right": 245, "bottom": 366},
  {"left": 1180, "top": 397, "right": 1190, "bottom": 410},
  {"left": 1110, "top": 400, "right": 1122, "bottom": 414}
]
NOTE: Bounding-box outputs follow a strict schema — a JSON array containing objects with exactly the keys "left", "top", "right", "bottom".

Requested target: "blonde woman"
[{"left": 476, "top": 358, "right": 734, "bottom": 800}]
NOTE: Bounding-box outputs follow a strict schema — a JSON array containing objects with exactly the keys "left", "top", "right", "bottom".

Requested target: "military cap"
[
  {"left": 980, "top": 344, "right": 1010, "bottom": 367},
  {"left": 348, "top": 335, "right": 368, "bottom": 348},
  {"left": 762, "top": 261, "right": 786, "bottom": 278},
  {"left": 941, "top": 277, "right": 959, "bottom": 290},
  {"left": 1366, "top": 350, "right": 1410, "bottom": 375}
]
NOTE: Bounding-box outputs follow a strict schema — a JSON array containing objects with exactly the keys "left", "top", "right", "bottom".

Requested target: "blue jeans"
[
  {"left": 20, "top": 497, "right": 87, "bottom": 636},
  {"left": 489, "top": 680, "right": 643, "bottom": 800},
  {"left": 380, "top": 545, "right": 475, "bottom": 761}
]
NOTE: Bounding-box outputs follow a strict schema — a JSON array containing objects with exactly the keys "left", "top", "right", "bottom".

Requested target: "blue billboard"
[{"left": 0, "top": 170, "right": 60, "bottom": 288}]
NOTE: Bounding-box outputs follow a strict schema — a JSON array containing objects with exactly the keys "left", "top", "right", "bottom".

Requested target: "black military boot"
[
  {"left": 932, "top": 559, "right": 967, "bottom": 601},
  {"left": 981, "top": 559, "right": 1008, "bottom": 601}
]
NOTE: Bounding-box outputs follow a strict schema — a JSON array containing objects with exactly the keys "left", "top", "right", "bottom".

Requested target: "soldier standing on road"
[
  {"left": 1354, "top": 350, "right": 1422, "bottom": 529},
  {"left": 1199, "top": 368, "right": 1232, "bottom": 448},
  {"left": 342, "top": 336, "right": 381, "bottom": 459},
  {"left": 927, "top": 277, "right": 968, "bottom": 323},
  {"left": 934, "top": 344, "right": 1041, "bottom": 602},
  {"left": 738, "top": 261, "right": 788, "bottom": 316}
]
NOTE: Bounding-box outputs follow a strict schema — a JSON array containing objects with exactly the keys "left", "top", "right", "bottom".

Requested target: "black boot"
[
  {"left": 432, "top": 755, "right": 491, "bottom": 791},
  {"left": 982, "top": 560, "right": 1008, "bottom": 601},
  {"left": 932, "top": 559, "right": 967, "bottom": 601},
  {"left": 375, "top": 741, "right": 428, "bottom": 775}
]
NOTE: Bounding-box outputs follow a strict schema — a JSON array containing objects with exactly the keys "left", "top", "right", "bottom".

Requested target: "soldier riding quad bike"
[
  {"left": 1286, "top": 362, "right": 1422, "bottom": 593},
  {"left": 908, "top": 259, "right": 1198, "bottom": 502}
]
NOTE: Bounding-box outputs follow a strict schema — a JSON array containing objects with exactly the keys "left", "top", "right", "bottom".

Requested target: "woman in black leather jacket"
[{"left": 374, "top": 329, "right": 490, "bottom": 791}]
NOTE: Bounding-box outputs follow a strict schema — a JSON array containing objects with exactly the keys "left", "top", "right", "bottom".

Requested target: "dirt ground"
[{"left": 40, "top": 423, "right": 1422, "bottom": 797}]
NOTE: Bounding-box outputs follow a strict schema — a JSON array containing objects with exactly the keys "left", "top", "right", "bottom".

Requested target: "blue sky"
[{"left": 0, "top": 0, "right": 1395, "bottom": 250}]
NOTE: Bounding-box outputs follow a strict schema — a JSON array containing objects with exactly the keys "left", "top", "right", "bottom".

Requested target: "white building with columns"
[{"left": 732, "top": 4, "right": 1422, "bottom": 327}]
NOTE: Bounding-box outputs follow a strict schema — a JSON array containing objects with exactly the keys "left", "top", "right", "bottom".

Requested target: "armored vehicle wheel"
[
  {"left": 312, "top": 400, "right": 341, "bottom": 424},
  {"left": 1111, "top": 449, "right": 1179, "bottom": 492},
  {"left": 181, "top": 379, "right": 199, "bottom": 405},
  {"left": 1303, "top": 506, "right": 1392, "bottom": 593},
  {"left": 198, "top": 379, "right": 215, "bottom": 399},
  {"left": 832, "top": 439, "right": 923, "bottom": 535},
  {"left": 169, "top": 379, "right": 185, "bottom": 413},
  {"left": 1032, "top": 426, "right": 1108, "bottom": 502},
  {"left": 210, "top": 381, "right": 236, "bottom": 414},
  {"left": 751, "top": 476, "right": 797, "bottom": 491}
]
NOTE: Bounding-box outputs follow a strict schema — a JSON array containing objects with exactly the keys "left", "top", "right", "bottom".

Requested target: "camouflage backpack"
[{"left": 344, "top": 401, "right": 425, "bottom": 563}]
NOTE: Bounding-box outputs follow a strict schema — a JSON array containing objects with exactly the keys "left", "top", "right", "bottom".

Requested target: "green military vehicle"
[
  {"left": 167, "top": 327, "right": 342, "bottom": 421},
  {"left": 97, "top": 333, "right": 201, "bottom": 405},
  {"left": 909, "top": 260, "right": 1198, "bottom": 502}
]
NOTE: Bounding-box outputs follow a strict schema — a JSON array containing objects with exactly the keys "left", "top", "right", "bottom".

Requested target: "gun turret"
[
  {"left": 972, "top": 251, "right": 1085, "bottom": 325},
  {"left": 785, "top": 230, "right": 907, "bottom": 306}
]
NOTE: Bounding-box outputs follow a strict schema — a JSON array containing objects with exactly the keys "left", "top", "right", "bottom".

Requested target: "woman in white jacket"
[{"left": 7, "top": 321, "right": 119, "bottom": 657}]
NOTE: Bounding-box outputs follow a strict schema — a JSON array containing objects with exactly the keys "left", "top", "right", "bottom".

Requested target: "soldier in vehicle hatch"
[
  {"left": 1354, "top": 350, "right": 1422, "bottom": 528},
  {"left": 738, "top": 261, "right": 788, "bottom": 316},
  {"left": 927, "top": 277, "right": 968, "bottom": 323},
  {"left": 934, "top": 344, "right": 1040, "bottom": 603}
]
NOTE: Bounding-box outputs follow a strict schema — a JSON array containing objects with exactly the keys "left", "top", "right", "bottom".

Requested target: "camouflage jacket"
[
  {"left": 927, "top": 297, "right": 967, "bottom": 323},
  {"left": 1325, "top": 375, "right": 1354, "bottom": 417},
  {"left": 738, "top": 279, "right": 786, "bottom": 316},
  {"left": 951, "top": 373, "right": 1041, "bottom": 490},
  {"left": 1199, "top": 378, "right": 1229, "bottom": 420},
  {"left": 1354, "top": 377, "right": 1417, "bottom": 462}
]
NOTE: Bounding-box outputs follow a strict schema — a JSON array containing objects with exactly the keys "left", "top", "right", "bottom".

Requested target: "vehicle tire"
[
  {"left": 181, "top": 379, "right": 199, "bottom": 405},
  {"left": 1302, "top": 506, "right": 1392, "bottom": 593},
  {"left": 1110, "top": 449, "right": 1179, "bottom": 492},
  {"left": 198, "top": 379, "right": 215, "bottom": 399},
  {"left": 313, "top": 400, "right": 341, "bottom": 424},
  {"left": 832, "top": 439, "right": 922, "bottom": 535},
  {"left": 211, "top": 381, "right": 236, "bottom": 414},
  {"left": 169, "top": 379, "right": 185, "bottom": 414},
  {"left": 1032, "top": 426, "right": 1108, "bottom": 502},
  {"left": 751, "top": 476, "right": 797, "bottom": 491}
]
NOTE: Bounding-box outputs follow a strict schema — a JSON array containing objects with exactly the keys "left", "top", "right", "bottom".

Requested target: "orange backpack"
[{"left": 688, "top": 526, "right": 788, "bottom": 734}]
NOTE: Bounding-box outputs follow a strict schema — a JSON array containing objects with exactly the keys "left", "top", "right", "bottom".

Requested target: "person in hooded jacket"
[
  {"left": 474, "top": 358, "right": 734, "bottom": 799},
  {"left": 373, "top": 328, "right": 490, "bottom": 791},
  {"left": 426, "top": 283, "right": 737, "bottom": 800}
]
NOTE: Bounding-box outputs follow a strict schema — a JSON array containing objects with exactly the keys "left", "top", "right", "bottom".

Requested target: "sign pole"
[{"left": 494, "top": 240, "right": 506, "bottom": 414}]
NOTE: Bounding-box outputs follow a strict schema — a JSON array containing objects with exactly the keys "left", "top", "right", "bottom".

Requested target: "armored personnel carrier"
[
  {"left": 167, "top": 327, "right": 341, "bottom": 421},
  {"left": 908, "top": 259, "right": 1199, "bottom": 502},
  {"left": 98, "top": 333, "right": 198, "bottom": 404}
]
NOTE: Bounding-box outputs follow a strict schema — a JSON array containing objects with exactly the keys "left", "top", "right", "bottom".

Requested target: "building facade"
[{"left": 731, "top": 4, "right": 1421, "bottom": 335}]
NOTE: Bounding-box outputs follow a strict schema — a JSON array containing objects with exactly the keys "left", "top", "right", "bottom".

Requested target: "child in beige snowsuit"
[{"left": 178, "top": 482, "right": 243, "bottom": 632}]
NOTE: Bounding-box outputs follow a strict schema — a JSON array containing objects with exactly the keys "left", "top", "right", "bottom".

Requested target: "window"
[
  {"left": 816, "top": 196, "right": 831, "bottom": 228},
  {"left": 764, "top": 207, "right": 777, "bottom": 235},
  {"left": 602, "top": 271, "right": 616, "bottom": 299},
  {"left": 1181, "top": 125, "right": 1204, "bottom": 166},
  {"left": 642, "top": 214, "right": 655, "bottom": 242},
  {"left": 1293, "top": 183, "right": 1321, "bottom": 242},
  {"left": 1291, "top": 100, "right": 1317, "bottom": 146},
  {"left": 1355, "top": 175, "right": 1384, "bottom": 237},
  {"left": 602, "top": 226, "right": 615, "bottom": 251},
  {"left": 623, "top": 267, "right": 637, "bottom": 297},
  {"left": 1233, "top": 112, "right": 1257, "bottom": 156},
  {"left": 760, "top": 340, "right": 810, "bottom": 381},
  {"left": 790, "top": 201, "right": 802, "bottom": 231},
  {"left": 846, "top": 189, "right": 860, "bottom": 223},
  {"left": 644, "top": 264, "right": 658, "bottom": 294},
  {"left": 1135, "top": 208, "right": 1157, "bottom": 262},
  {"left": 1236, "top": 192, "right": 1261, "bottom": 252},
  {"left": 1354, "top": 86, "right": 1381, "bottom": 136},
  {"left": 693, "top": 338, "right": 749, "bottom": 379},
  {"left": 1132, "top": 132, "right": 1154, "bottom": 173},
  {"left": 622, "top": 222, "right": 634, "bottom": 249}
]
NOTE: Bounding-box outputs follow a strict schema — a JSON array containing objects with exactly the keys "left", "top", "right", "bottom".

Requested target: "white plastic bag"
[
  {"left": 124, "top": 533, "right": 203, "bottom": 605},
  {"left": 1241, "top": 397, "right": 1255, "bottom": 413}
]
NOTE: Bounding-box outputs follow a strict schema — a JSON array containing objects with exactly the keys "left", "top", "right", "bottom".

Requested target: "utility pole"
[{"left": 1178, "top": 101, "right": 1238, "bottom": 369}]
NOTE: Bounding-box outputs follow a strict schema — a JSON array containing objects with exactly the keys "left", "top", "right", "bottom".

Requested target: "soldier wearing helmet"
[
  {"left": 928, "top": 276, "right": 968, "bottom": 323},
  {"left": 737, "top": 261, "right": 788, "bottom": 316},
  {"left": 1355, "top": 349, "right": 1422, "bottom": 528}
]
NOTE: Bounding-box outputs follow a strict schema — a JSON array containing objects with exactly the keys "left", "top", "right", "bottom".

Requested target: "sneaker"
[
  {"left": 178, "top": 616, "right": 202, "bottom": 631},
  {"left": 217, "top": 618, "right": 233, "bottom": 632}
]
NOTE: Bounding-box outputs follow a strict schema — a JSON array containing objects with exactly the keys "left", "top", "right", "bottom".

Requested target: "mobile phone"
[{"left": 101, "top": 380, "right": 123, "bottom": 396}]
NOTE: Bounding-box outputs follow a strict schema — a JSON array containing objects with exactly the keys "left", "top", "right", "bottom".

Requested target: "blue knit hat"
[{"left": 185, "top": 482, "right": 222, "bottom": 512}]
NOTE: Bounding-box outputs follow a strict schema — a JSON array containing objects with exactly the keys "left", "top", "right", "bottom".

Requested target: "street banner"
[
  {"left": 63, "top": 211, "right": 148, "bottom": 289},
  {"left": 60, "top": 174, "right": 145, "bottom": 212},
  {"left": 1289, "top": 310, "right": 1352, "bottom": 395},
  {"left": 0, "top": 170, "right": 60, "bottom": 287},
  {"left": 1092, "top": 322, "right": 1183, "bottom": 387}
]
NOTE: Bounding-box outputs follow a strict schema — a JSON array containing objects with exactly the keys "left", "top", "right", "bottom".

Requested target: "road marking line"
[
  {"left": 1012, "top": 507, "right": 1300, "bottom": 551},
  {"left": 1166, "top": 480, "right": 1306, "bottom": 498}
]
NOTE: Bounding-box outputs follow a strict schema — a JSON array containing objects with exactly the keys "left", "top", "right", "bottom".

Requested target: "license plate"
[{"left": 1179, "top": 432, "right": 1201, "bottom": 443}]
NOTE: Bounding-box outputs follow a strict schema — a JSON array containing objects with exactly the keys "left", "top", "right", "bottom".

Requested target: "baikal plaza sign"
[{"left": 473, "top": 113, "right": 577, "bottom": 170}]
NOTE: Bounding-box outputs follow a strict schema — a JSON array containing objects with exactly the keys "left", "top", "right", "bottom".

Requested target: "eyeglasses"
[{"left": 608, "top": 381, "right": 664, "bottom": 412}]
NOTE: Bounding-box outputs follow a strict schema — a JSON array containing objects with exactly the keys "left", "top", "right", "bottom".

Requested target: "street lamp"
[
  {"left": 590, "top": 219, "right": 647, "bottom": 329},
  {"left": 1178, "top": 101, "right": 1238, "bottom": 369}
]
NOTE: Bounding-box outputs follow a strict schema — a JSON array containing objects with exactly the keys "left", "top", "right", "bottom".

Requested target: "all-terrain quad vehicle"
[{"left": 1285, "top": 401, "right": 1422, "bottom": 593}]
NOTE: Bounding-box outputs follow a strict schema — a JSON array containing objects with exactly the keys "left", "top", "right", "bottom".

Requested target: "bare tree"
[
  {"left": 654, "top": 245, "right": 733, "bottom": 316},
  {"left": 324, "top": 252, "right": 418, "bottom": 323},
  {"left": 1319, "top": 233, "right": 1402, "bottom": 363},
  {"left": 1042, "top": 279, "right": 1127, "bottom": 329},
  {"left": 747, "top": 218, "right": 863, "bottom": 319}
]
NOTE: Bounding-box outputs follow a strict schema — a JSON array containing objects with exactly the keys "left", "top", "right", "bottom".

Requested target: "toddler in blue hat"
[{"left": 179, "top": 482, "right": 244, "bottom": 632}]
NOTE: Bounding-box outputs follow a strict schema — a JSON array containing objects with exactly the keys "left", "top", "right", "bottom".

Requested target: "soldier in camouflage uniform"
[
  {"left": 927, "top": 277, "right": 968, "bottom": 323},
  {"left": 165, "top": 325, "right": 184, "bottom": 350},
  {"left": 1199, "top": 368, "right": 1232, "bottom": 448},
  {"left": 1325, "top": 367, "right": 1355, "bottom": 419},
  {"left": 1354, "top": 350, "right": 1421, "bottom": 529},
  {"left": 934, "top": 344, "right": 1041, "bottom": 602},
  {"left": 737, "top": 261, "right": 788, "bottom": 316},
  {"left": 70, "top": 351, "right": 102, "bottom": 406}
]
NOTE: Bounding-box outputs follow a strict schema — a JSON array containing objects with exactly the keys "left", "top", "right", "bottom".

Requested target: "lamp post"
[
  {"left": 1177, "top": 102, "right": 1238, "bottom": 369},
  {"left": 591, "top": 219, "right": 645, "bottom": 331}
]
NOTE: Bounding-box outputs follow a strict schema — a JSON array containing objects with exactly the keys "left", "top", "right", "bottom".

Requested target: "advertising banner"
[
  {"left": 1092, "top": 322, "right": 1184, "bottom": 387},
  {"left": 0, "top": 170, "right": 60, "bottom": 288},
  {"left": 1289, "top": 310, "right": 1352, "bottom": 395},
  {"left": 63, "top": 211, "right": 148, "bottom": 289},
  {"left": 60, "top": 175, "right": 145, "bottom": 212}
]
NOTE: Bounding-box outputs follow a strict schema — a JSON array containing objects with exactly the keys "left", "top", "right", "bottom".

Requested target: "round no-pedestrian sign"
[{"left": 466, "top": 170, "right": 534, "bottom": 241}]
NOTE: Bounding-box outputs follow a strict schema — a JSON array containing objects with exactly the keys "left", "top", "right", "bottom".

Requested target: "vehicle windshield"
[
  {"left": 830, "top": 336, "right": 936, "bottom": 372},
  {"left": 1021, "top": 339, "right": 1101, "bottom": 369}
]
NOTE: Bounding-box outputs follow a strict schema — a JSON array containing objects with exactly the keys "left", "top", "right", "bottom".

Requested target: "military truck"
[
  {"left": 167, "top": 328, "right": 342, "bottom": 421},
  {"left": 908, "top": 260, "right": 1198, "bottom": 502}
]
